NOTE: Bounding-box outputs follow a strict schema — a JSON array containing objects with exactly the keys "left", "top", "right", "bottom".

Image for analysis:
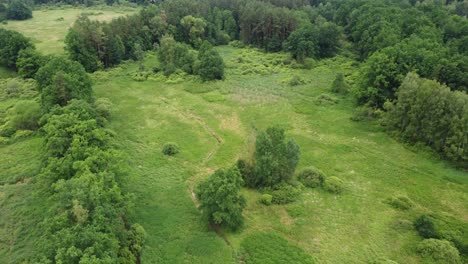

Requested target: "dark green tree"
[
  {"left": 6, "top": 0, "right": 32, "bottom": 20},
  {"left": 196, "top": 167, "right": 246, "bottom": 230},
  {"left": 35, "top": 56, "right": 92, "bottom": 109},
  {"left": 196, "top": 41, "right": 224, "bottom": 81},
  {"left": 254, "top": 126, "right": 300, "bottom": 187},
  {"left": 0, "top": 28, "right": 33, "bottom": 69},
  {"left": 16, "top": 47, "right": 44, "bottom": 78}
]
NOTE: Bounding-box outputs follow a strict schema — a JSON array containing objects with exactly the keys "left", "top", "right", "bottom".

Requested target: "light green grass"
[
  {"left": 92, "top": 47, "right": 467, "bottom": 263},
  {"left": 1, "top": 7, "right": 136, "bottom": 54}
]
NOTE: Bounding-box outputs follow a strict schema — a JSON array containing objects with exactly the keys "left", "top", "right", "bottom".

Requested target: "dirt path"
[{"left": 160, "top": 97, "right": 233, "bottom": 246}]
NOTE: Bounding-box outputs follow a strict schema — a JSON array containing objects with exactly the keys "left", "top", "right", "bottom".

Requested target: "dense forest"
[{"left": 0, "top": 0, "right": 467, "bottom": 263}]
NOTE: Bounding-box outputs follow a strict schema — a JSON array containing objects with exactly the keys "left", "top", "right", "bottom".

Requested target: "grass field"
[
  {"left": 92, "top": 48, "right": 468, "bottom": 263},
  {"left": 1, "top": 6, "right": 136, "bottom": 54},
  {"left": 0, "top": 9, "right": 467, "bottom": 263}
]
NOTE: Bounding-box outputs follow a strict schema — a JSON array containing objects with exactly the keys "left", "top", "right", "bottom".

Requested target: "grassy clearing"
[
  {"left": 0, "top": 6, "right": 136, "bottom": 54},
  {"left": 0, "top": 12, "right": 467, "bottom": 263},
  {"left": 91, "top": 46, "right": 467, "bottom": 263}
]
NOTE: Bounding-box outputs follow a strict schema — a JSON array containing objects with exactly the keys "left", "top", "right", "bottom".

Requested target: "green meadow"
[
  {"left": 1, "top": 7, "right": 135, "bottom": 54},
  {"left": 1, "top": 8, "right": 467, "bottom": 263}
]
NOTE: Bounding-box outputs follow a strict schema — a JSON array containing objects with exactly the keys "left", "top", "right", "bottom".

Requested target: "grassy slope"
[
  {"left": 92, "top": 48, "right": 467, "bottom": 263},
  {"left": 0, "top": 7, "right": 136, "bottom": 54}
]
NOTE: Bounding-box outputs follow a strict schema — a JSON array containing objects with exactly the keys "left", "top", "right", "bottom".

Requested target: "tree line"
[{"left": 0, "top": 28, "right": 145, "bottom": 263}]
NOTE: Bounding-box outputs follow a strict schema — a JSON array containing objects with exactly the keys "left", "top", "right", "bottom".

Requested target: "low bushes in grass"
[
  {"left": 263, "top": 183, "right": 302, "bottom": 205},
  {"left": 162, "top": 142, "right": 180, "bottom": 156},
  {"left": 315, "top": 93, "right": 338, "bottom": 106},
  {"left": 385, "top": 195, "right": 414, "bottom": 210},
  {"left": 414, "top": 214, "right": 468, "bottom": 256},
  {"left": 259, "top": 194, "right": 272, "bottom": 205},
  {"left": 240, "top": 232, "right": 315, "bottom": 264},
  {"left": 417, "top": 239, "right": 461, "bottom": 264},
  {"left": 297, "top": 167, "right": 326, "bottom": 188},
  {"left": 324, "top": 176, "right": 344, "bottom": 194}
]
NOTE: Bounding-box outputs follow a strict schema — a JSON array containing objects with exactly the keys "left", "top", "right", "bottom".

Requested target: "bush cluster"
[
  {"left": 324, "top": 176, "right": 344, "bottom": 194},
  {"left": 297, "top": 167, "right": 326, "bottom": 188},
  {"left": 417, "top": 239, "right": 461, "bottom": 264}
]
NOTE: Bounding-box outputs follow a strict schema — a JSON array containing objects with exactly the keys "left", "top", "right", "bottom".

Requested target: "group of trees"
[
  {"left": 384, "top": 73, "right": 467, "bottom": 166},
  {"left": 0, "top": 1, "right": 32, "bottom": 21},
  {"left": 38, "top": 98, "right": 145, "bottom": 263},
  {"left": 196, "top": 127, "right": 301, "bottom": 230},
  {"left": 0, "top": 27, "right": 145, "bottom": 262}
]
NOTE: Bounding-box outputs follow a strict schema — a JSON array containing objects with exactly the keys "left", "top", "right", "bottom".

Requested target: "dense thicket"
[
  {"left": 0, "top": 26, "right": 145, "bottom": 262},
  {"left": 37, "top": 100, "right": 145, "bottom": 263},
  {"left": 384, "top": 73, "right": 467, "bottom": 167}
]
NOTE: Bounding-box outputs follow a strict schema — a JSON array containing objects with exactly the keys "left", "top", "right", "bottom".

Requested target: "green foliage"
[
  {"left": 414, "top": 215, "right": 438, "bottom": 239},
  {"left": 94, "top": 97, "right": 112, "bottom": 121},
  {"left": 254, "top": 126, "right": 300, "bottom": 187},
  {"left": 331, "top": 73, "right": 349, "bottom": 94},
  {"left": 16, "top": 48, "right": 44, "bottom": 78},
  {"left": 385, "top": 195, "right": 414, "bottom": 210},
  {"left": 259, "top": 194, "right": 272, "bottom": 205},
  {"left": 324, "top": 176, "right": 344, "bottom": 194},
  {"left": 266, "top": 183, "right": 302, "bottom": 205},
  {"left": 6, "top": 0, "right": 32, "bottom": 21},
  {"left": 384, "top": 73, "right": 468, "bottom": 166},
  {"left": 180, "top": 15, "right": 207, "bottom": 48},
  {"left": 162, "top": 142, "right": 180, "bottom": 156},
  {"left": 35, "top": 56, "right": 92, "bottom": 109},
  {"left": 414, "top": 214, "right": 468, "bottom": 255},
  {"left": 9, "top": 100, "right": 42, "bottom": 131},
  {"left": 196, "top": 167, "right": 246, "bottom": 230},
  {"left": 284, "top": 22, "right": 342, "bottom": 63},
  {"left": 241, "top": 232, "right": 315, "bottom": 264},
  {"left": 236, "top": 159, "right": 256, "bottom": 188},
  {"left": 37, "top": 97, "right": 144, "bottom": 263},
  {"left": 0, "top": 28, "right": 33, "bottom": 69},
  {"left": 287, "top": 75, "right": 305, "bottom": 86},
  {"left": 159, "top": 35, "right": 195, "bottom": 76},
  {"left": 417, "top": 239, "right": 461, "bottom": 264},
  {"left": 196, "top": 41, "right": 224, "bottom": 81},
  {"left": 315, "top": 93, "right": 338, "bottom": 106},
  {"left": 297, "top": 166, "right": 326, "bottom": 188}
]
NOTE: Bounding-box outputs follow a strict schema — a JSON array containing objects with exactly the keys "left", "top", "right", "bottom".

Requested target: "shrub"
[
  {"left": 288, "top": 75, "right": 305, "bottom": 86},
  {"left": 417, "top": 239, "right": 461, "bottom": 264},
  {"left": 324, "top": 176, "right": 344, "bottom": 194},
  {"left": 331, "top": 73, "right": 349, "bottom": 94},
  {"left": 94, "top": 97, "right": 112, "bottom": 121},
  {"left": 162, "top": 142, "right": 180, "bottom": 156},
  {"left": 259, "top": 194, "right": 272, "bottom": 205},
  {"left": 267, "top": 183, "right": 301, "bottom": 205},
  {"left": 414, "top": 214, "right": 438, "bottom": 239},
  {"left": 297, "top": 167, "right": 326, "bottom": 188},
  {"left": 9, "top": 100, "right": 42, "bottom": 130},
  {"left": 385, "top": 196, "right": 414, "bottom": 210},
  {"left": 315, "top": 94, "right": 338, "bottom": 106}
]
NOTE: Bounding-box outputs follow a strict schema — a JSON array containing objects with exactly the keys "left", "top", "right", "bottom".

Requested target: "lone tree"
[
  {"left": 253, "top": 126, "right": 300, "bottom": 187},
  {"left": 196, "top": 167, "right": 246, "bottom": 230}
]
